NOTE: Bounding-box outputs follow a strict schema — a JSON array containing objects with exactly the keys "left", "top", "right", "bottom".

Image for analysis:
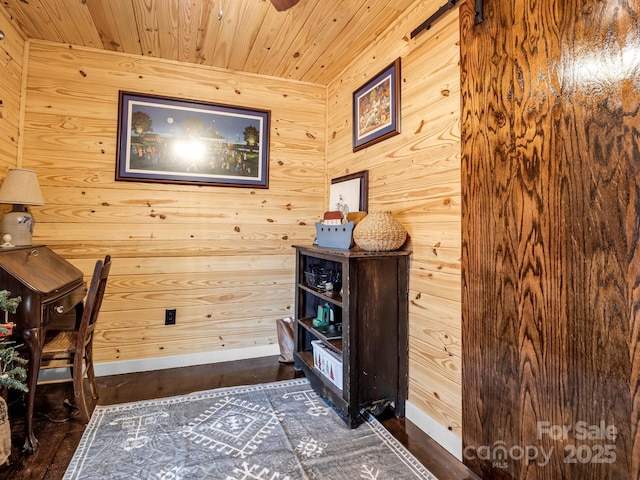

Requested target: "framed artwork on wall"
[
  {"left": 116, "top": 91, "right": 270, "bottom": 188},
  {"left": 329, "top": 170, "right": 369, "bottom": 217},
  {"left": 352, "top": 58, "right": 401, "bottom": 152}
]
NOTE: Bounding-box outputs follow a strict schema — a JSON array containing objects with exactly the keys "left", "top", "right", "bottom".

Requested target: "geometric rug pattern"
[{"left": 64, "top": 378, "right": 437, "bottom": 479}]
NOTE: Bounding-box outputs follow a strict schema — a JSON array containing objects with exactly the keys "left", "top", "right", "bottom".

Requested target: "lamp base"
[{"left": 2, "top": 205, "right": 34, "bottom": 246}]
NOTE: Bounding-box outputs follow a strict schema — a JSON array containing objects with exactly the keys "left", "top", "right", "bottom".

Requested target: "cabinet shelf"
[
  {"left": 294, "top": 350, "right": 347, "bottom": 414},
  {"left": 293, "top": 245, "right": 410, "bottom": 427},
  {"left": 296, "top": 352, "right": 342, "bottom": 398},
  {"left": 299, "top": 317, "right": 343, "bottom": 349},
  {"left": 298, "top": 283, "right": 343, "bottom": 306}
]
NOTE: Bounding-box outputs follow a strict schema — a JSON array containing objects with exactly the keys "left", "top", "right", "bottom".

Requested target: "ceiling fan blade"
[{"left": 270, "top": 0, "right": 301, "bottom": 11}]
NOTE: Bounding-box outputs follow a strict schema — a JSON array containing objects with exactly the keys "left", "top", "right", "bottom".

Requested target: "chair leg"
[
  {"left": 72, "top": 353, "right": 90, "bottom": 424},
  {"left": 85, "top": 345, "right": 98, "bottom": 400}
]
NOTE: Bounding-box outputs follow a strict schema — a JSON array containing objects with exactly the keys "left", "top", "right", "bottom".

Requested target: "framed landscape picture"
[
  {"left": 352, "top": 58, "right": 401, "bottom": 152},
  {"left": 116, "top": 91, "right": 270, "bottom": 188}
]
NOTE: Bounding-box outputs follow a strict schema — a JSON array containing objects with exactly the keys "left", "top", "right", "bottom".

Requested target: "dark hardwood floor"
[{"left": 1, "top": 356, "right": 479, "bottom": 480}]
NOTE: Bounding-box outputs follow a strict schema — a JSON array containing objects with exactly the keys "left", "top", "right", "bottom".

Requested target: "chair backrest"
[{"left": 77, "top": 255, "right": 112, "bottom": 352}]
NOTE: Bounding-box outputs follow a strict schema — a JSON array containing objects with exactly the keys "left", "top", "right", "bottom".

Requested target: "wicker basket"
[{"left": 353, "top": 211, "right": 407, "bottom": 251}]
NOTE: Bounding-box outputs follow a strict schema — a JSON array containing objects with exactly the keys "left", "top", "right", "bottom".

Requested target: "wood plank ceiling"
[{"left": 0, "top": 0, "right": 419, "bottom": 85}]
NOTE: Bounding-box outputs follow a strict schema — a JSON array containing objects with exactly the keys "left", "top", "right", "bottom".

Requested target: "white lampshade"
[
  {"left": 0, "top": 168, "right": 45, "bottom": 206},
  {"left": 0, "top": 169, "right": 45, "bottom": 246}
]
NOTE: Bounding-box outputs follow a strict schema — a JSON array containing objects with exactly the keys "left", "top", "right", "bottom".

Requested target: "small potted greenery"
[
  {"left": 0, "top": 290, "right": 27, "bottom": 465},
  {"left": 0, "top": 290, "right": 27, "bottom": 393}
]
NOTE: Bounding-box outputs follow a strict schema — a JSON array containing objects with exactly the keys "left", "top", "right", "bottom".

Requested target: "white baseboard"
[
  {"left": 94, "top": 344, "right": 281, "bottom": 376},
  {"left": 405, "top": 400, "right": 463, "bottom": 461},
  {"left": 39, "top": 344, "right": 281, "bottom": 382}
]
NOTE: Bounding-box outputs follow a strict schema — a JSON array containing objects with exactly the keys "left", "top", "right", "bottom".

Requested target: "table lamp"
[{"left": 0, "top": 168, "right": 45, "bottom": 246}]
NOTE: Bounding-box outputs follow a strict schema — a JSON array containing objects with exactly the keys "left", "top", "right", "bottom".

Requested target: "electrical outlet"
[{"left": 165, "top": 309, "right": 176, "bottom": 325}]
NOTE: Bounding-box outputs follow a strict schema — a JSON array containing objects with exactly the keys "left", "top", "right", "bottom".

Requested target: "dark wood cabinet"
[{"left": 293, "top": 245, "right": 410, "bottom": 427}]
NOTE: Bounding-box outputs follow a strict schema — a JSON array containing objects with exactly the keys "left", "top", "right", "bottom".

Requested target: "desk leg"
[{"left": 20, "top": 327, "right": 44, "bottom": 454}]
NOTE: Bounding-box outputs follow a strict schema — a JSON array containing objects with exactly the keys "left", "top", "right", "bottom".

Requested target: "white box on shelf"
[{"left": 311, "top": 340, "right": 343, "bottom": 390}]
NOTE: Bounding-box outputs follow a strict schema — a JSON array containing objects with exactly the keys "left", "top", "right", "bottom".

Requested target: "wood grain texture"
[
  {"left": 0, "top": 0, "right": 418, "bottom": 85},
  {"left": 2, "top": 0, "right": 465, "bottom": 453},
  {"left": 0, "top": 7, "right": 25, "bottom": 170},
  {"left": 15, "top": 41, "right": 325, "bottom": 367},
  {"left": 461, "top": 0, "right": 640, "bottom": 478},
  {"left": 327, "top": 3, "right": 462, "bottom": 437}
]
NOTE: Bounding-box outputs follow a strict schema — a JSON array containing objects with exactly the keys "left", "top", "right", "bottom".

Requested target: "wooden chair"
[{"left": 39, "top": 255, "right": 112, "bottom": 423}]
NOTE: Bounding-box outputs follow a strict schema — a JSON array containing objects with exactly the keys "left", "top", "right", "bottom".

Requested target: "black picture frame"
[
  {"left": 352, "top": 58, "right": 401, "bottom": 152},
  {"left": 329, "top": 170, "right": 369, "bottom": 215},
  {"left": 116, "top": 91, "right": 270, "bottom": 188}
]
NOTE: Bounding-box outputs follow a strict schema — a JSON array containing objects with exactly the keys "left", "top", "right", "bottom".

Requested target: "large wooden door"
[{"left": 461, "top": 1, "right": 640, "bottom": 478}]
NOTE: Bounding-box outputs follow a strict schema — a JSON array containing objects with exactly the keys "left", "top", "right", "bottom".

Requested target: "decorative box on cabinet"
[{"left": 293, "top": 245, "right": 410, "bottom": 428}]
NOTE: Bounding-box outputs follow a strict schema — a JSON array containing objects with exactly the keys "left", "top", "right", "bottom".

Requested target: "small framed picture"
[
  {"left": 116, "top": 91, "right": 270, "bottom": 188},
  {"left": 352, "top": 58, "right": 401, "bottom": 152},
  {"left": 329, "top": 170, "right": 369, "bottom": 217}
]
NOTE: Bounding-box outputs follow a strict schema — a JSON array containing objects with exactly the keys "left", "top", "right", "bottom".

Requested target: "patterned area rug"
[{"left": 64, "top": 378, "right": 436, "bottom": 479}]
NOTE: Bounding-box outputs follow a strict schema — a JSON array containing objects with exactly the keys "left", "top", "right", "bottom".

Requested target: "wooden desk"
[{"left": 0, "top": 246, "right": 86, "bottom": 454}]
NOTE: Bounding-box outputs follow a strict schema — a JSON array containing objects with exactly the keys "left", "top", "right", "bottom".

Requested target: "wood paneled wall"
[
  {"left": 461, "top": 0, "right": 640, "bottom": 478},
  {"left": 19, "top": 41, "right": 326, "bottom": 365},
  {"left": 327, "top": 4, "right": 462, "bottom": 437},
  {"left": 4, "top": 0, "right": 466, "bottom": 449},
  {"left": 0, "top": 8, "right": 25, "bottom": 170}
]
